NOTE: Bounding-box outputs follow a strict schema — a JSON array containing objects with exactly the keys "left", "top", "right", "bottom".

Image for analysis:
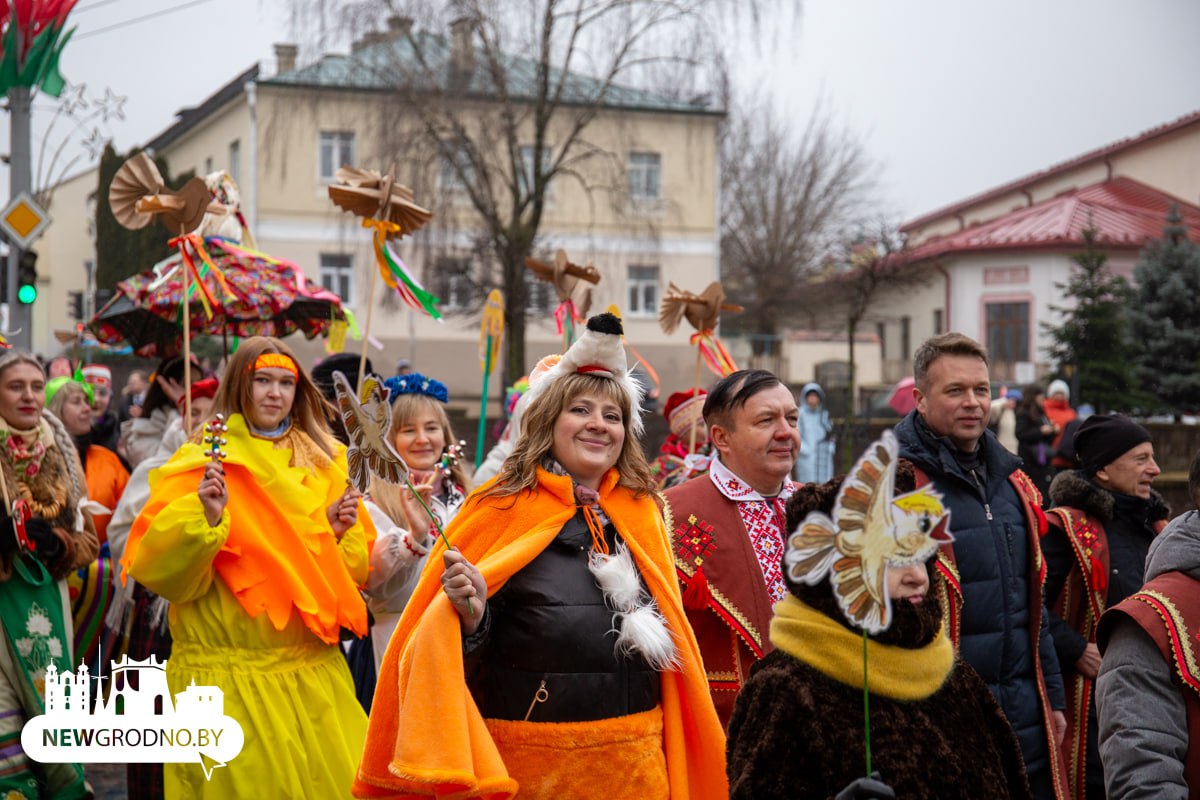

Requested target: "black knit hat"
[
  {"left": 1073, "top": 414, "right": 1152, "bottom": 475},
  {"left": 312, "top": 353, "right": 373, "bottom": 401}
]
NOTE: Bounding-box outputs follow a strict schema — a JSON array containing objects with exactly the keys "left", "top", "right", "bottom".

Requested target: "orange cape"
[
  {"left": 122, "top": 413, "right": 373, "bottom": 645},
  {"left": 354, "top": 468, "right": 727, "bottom": 799}
]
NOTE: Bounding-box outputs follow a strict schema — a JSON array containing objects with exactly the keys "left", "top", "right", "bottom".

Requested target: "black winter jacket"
[
  {"left": 465, "top": 510, "right": 660, "bottom": 722},
  {"left": 895, "top": 412, "right": 1065, "bottom": 791}
]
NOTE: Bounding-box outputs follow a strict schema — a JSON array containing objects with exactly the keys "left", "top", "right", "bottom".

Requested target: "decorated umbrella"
[{"left": 90, "top": 237, "right": 345, "bottom": 356}]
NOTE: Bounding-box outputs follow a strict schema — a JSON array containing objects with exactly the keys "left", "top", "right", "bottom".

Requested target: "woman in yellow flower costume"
[{"left": 124, "top": 337, "right": 374, "bottom": 798}]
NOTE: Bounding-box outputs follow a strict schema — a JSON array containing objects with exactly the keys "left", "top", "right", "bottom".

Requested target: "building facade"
[
  {"left": 868, "top": 111, "right": 1200, "bottom": 381},
  {"left": 37, "top": 19, "right": 723, "bottom": 403}
]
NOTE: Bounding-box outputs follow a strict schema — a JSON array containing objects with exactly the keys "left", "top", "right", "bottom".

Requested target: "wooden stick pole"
[
  {"left": 358, "top": 265, "right": 379, "bottom": 390},
  {"left": 475, "top": 337, "right": 492, "bottom": 469},
  {"left": 688, "top": 345, "right": 702, "bottom": 455},
  {"left": 181, "top": 227, "right": 193, "bottom": 436}
]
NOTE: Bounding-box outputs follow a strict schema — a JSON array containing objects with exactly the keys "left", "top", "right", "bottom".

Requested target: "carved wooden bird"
[
  {"left": 327, "top": 164, "right": 432, "bottom": 236},
  {"left": 525, "top": 249, "right": 599, "bottom": 316},
  {"left": 783, "top": 430, "right": 952, "bottom": 633},
  {"left": 332, "top": 370, "right": 409, "bottom": 493},
  {"left": 658, "top": 281, "right": 743, "bottom": 335}
]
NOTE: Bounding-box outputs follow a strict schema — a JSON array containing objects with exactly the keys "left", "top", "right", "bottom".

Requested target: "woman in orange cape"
[
  {"left": 355, "top": 314, "right": 726, "bottom": 800},
  {"left": 123, "top": 337, "right": 374, "bottom": 798}
]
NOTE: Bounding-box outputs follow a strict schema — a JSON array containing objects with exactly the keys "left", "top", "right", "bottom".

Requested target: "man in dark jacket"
[
  {"left": 894, "top": 332, "right": 1068, "bottom": 800},
  {"left": 1044, "top": 415, "right": 1169, "bottom": 800}
]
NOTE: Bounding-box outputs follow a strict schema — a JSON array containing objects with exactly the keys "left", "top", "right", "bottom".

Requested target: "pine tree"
[
  {"left": 1041, "top": 225, "right": 1137, "bottom": 413},
  {"left": 1129, "top": 206, "right": 1200, "bottom": 414}
]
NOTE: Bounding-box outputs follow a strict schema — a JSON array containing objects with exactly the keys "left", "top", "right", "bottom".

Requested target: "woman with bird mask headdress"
[{"left": 726, "top": 437, "right": 1032, "bottom": 800}]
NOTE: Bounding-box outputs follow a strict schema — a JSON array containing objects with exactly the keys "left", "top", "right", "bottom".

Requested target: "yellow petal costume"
[{"left": 123, "top": 413, "right": 375, "bottom": 798}]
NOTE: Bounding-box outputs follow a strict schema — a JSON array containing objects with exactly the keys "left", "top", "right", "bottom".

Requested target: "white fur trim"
[
  {"left": 521, "top": 327, "right": 645, "bottom": 436},
  {"left": 588, "top": 543, "right": 645, "bottom": 610},
  {"left": 587, "top": 540, "right": 678, "bottom": 672},
  {"left": 614, "top": 604, "right": 678, "bottom": 672}
]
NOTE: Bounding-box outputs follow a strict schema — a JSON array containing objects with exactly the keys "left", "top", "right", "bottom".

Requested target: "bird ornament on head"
[{"left": 785, "top": 430, "right": 952, "bottom": 634}]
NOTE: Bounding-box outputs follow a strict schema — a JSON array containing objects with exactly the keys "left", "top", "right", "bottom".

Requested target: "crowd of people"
[{"left": 0, "top": 324, "right": 1193, "bottom": 799}]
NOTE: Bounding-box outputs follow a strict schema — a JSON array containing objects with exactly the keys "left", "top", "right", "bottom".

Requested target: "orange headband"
[{"left": 251, "top": 353, "right": 298, "bottom": 376}]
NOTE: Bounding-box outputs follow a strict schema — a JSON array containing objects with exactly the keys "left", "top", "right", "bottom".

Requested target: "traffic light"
[
  {"left": 16, "top": 249, "right": 36, "bottom": 305},
  {"left": 68, "top": 291, "right": 83, "bottom": 321}
]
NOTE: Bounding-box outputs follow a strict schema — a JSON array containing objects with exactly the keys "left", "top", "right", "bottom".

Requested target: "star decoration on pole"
[
  {"left": 81, "top": 128, "right": 108, "bottom": 161},
  {"left": 95, "top": 88, "right": 127, "bottom": 123},
  {"left": 59, "top": 82, "right": 88, "bottom": 116}
]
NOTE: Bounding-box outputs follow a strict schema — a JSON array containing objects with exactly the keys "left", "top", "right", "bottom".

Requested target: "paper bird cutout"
[
  {"left": 332, "top": 370, "right": 409, "bottom": 493},
  {"left": 784, "top": 431, "right": 953, "bottom": 633}
]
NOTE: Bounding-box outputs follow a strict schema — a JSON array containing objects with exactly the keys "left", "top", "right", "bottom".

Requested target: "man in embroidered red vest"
[
  {"left": 663, "top": 369, "right": 799, "bottom": 726},
  {"left": 895, "top": 332, "right": 1069, "bottom": 800},
  {"left": 1096, "top": 449, "right": 1200, "bottom": 800},
  {"left": 1044, "top": 414, "right": 1168, "bottom": 800}
]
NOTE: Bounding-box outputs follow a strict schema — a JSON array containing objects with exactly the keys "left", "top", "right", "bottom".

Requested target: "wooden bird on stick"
[
  {"left": 328, "top": 164, "right": 432, "bottom": 236},
  {"left": 784, "top": 431, "right": 952, "bottom": 634},
  {"left": 108, "top": 152, "right": 216, "bottom": 234},
  {"left": 526, "top": 249, "right": 600, "bottom": 317},
  {"left": 658, "top": 281, "right": 744, "bottom": 335}
]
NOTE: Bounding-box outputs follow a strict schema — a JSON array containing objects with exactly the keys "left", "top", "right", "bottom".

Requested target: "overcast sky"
[{"left": 11, "top": 0, "right": 1200, "bottom": 222}]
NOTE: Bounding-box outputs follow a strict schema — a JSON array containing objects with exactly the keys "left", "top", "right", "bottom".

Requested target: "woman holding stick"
[
  {"left": 355, "top": 314, "right": 725, "bottom": 800},
  {"left": 123, "top": 337, "right": 373, "bottom": 798}
]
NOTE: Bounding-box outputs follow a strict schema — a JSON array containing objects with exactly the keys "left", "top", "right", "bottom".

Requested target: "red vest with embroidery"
[
  {"left": 1101, "top": 571, "right": 1200, "bottom": 795},
  {"left": 1045, "top": 507, "right": 1110, "bottom": 800},
  {"left": 663, "top": 476, "right": 777, "bottom": 728}
]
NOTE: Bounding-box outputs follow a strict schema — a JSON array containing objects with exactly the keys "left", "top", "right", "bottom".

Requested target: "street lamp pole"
[{"left": 7, "top": 86, "right": 31, "bottom": 351}]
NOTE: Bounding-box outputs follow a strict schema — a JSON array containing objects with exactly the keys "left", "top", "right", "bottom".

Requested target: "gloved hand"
[
  {"left": 835, "top": 772, "right": 896, "bottom": 800},
  {"left": 24, "top": 517, "right": 63, "bottom": 567},
  {"left": 0, "top": 510, "right": 15, "bottom": 561}
]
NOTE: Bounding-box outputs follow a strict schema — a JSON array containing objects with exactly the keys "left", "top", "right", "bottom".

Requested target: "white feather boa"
[{"left": 588, "top": 541, "right": 678, "bottom": 672}]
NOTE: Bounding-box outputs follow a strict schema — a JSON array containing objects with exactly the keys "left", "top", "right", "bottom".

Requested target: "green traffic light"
[{"left": 17, "top": 284, "right": 36, "bottom": 304}]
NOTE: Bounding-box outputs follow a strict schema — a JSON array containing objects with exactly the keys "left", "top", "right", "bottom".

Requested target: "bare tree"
[
  {"left": 720, "top": 96, "right": 875, "bottom": 348},
  {"left": 282, "top": 0, "right": 797, "bottom": 382},
  {"left": 805, "top": 222, "right": 929, "bottom": 466}
]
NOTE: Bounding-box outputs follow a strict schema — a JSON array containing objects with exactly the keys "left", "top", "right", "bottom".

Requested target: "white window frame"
[
  {"left": 434, "top": 257, "right": 472, "bottom": 311},
  {"left": 438, "top": 145, "right": 475, "bottom": 197},
  {"left": 228, "top": 139, "right": 241, "bottom": 184},
  {"left": 319, "top": 253, "right": 354, "bottom": 304},
  {"left": 626, "top": 265, "right": 659, "bottom": 317},
  {"left": 628, "top": 151, "right": 662, "bottom": 204},
  {"left": 526, "top": 279, "right": 552, "bottom": 313},
  {"left": 319, "top": 131, "right": 355, "bottom": 183}
]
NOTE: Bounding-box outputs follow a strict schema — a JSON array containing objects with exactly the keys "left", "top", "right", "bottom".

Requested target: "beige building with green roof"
[{"left": 38, "top": 18, "right": 723, "bottom": 404}]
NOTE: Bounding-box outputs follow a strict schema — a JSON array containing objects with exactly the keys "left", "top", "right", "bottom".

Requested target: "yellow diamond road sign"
[{"left": 0, "top": 192, "right": 50, "bottom": 250}]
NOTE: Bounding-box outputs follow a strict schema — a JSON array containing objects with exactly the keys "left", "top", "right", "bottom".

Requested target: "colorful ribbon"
[
  {"left": 553, "top": 299, "right": 580, "bottom": 340},
  {"left": 166, "top": 233, "right": 227, "bottom": 321},
  {"left": 363, "top": 219, "right": 443, "bottom": 320},
  {"left": 689, "top": 330, "right": 738, "bottom": 378}
]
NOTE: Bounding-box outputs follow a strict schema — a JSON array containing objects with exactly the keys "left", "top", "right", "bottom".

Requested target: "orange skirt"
[{"left": 484, "top": 707, "right": 668, "bottom": 800}]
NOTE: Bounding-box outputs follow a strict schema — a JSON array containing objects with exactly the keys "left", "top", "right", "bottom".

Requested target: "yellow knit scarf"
[{"left": 769, "top": 594, "right": 955, "bottom": 700}]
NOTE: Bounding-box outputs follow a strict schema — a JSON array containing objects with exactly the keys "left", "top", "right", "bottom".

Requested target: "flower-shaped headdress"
[{"left": 383, "top": 372, "right": 449, "bottom": 405}]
